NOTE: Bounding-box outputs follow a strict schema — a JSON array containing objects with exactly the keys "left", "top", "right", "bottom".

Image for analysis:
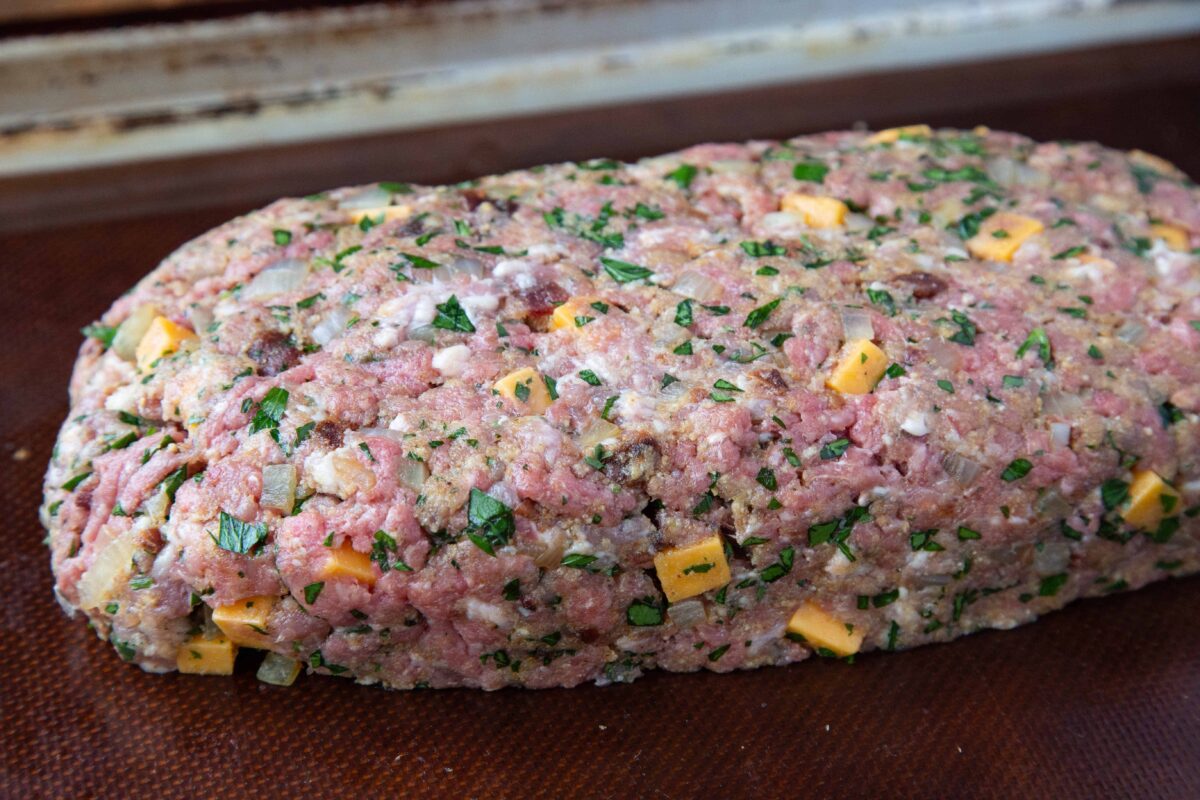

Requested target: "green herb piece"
[
  {"left": 216, "top": 511, "right": 267, "bottom": 554},
  {"left": 273, "top": 229, "right": 292, "bottom": 246},
  {"left": 665, "top": 164, "right": 699, "bottom": 189},
  {"left": 600, "top": 257, "right": 653, "bottom": 284},
  {"left": 1100, "top": 478, "right": 1129, "bottom": 511},
  {"left": 1038, "top": 573, "right": 1068, "bottom": 597},
  {"left": 82, "top": 323, "right": 118, "bottom": 348},
  {"left": 910, "top": 529, "right": 944, "bottom": 551},
  {"left": 744, "top": 298, "right": 782, "bottom": 329},
  {"left": 250, "top": 387, "right": 289, "bottom": 434},
  {"left": 1016, "top": 328, "right": 1052, "bottom": 367},
  {"left": 956, "top": 525, "right": 981, "bottom": 540},
  {"left": 872, "top": 588, "right": 899, "bottom": 607},
  {"left": 756, "top": 467, "right": 777, "bottom": 491},
  {"left": 562, "top": 553, "right": 599, "bottom": 570},
  {"left": 465, "top": 488, "right": 515, "bottom": 556},
  {"left": 792, "top": 160, "right": 829, "bottom": 183},
  {"left": 1001, "top": 458, "right": 1032, "bottom": 481},
  {"left": 675, "top": 299, "right": 694, "bottom": 327},
  {"left": 578, "top": 369, "right": 602, "bottom": 386},
  {"left": 1052, "top": 246, "right": 1085, "bottom": 260},
  {"left": 304, "top": 582, "right": 325, "bottom": 604},
  {"left": 740, "top": 240, "right": 787, "bottom": 258},
  {"left": 433, "top": 295, "right": 475, "bottom": 333},
  {"left": 820, "top": 438, "right": 850, "bottom": 460},
  {"left": 866, "top": 289, "right": 896, "bottom": 317},
  {"left": 947, "top": 310, "right": 977, "bottom": 346},
  {"left": 627, "top": 598, "right": 664, "bottom": 626}
]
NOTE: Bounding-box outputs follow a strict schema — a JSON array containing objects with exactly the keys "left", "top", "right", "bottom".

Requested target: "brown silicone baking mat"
[{"left": 3, "top": 38, "right": 1200, "bottom": 799}]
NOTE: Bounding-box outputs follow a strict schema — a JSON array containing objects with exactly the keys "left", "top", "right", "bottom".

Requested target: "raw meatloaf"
[{"left": 43, "top": 126, "right": 1200, "bottom": 690}]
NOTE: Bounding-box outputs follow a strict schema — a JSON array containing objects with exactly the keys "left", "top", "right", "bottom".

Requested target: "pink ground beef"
[{"left": 43, "top": 127, "right": 1200, "bottom": 689}]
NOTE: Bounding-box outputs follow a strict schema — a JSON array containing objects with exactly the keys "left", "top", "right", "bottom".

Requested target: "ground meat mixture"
[{"left": 42, "top": 126, "right": 1200, "bottom": 689}]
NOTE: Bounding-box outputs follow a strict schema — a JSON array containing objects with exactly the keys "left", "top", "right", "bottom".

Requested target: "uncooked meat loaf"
[{"left": 43, "top": 126, "right": 1200, "bottom": 689}]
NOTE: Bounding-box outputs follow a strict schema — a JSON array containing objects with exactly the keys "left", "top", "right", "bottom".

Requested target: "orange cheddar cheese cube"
[
  {"left": 177, "top": 634, "right": 237, "bottom": 675},
  {"left": 653, "top": 535, "right": 731, "bottom": 603},
  {"left": 781, "top": 193, "right": 848, "bottom": 228},
  {"left": 550, "top": 297, "right": 602, "bottom": 331},
  {"left": 786, "top": 602, "right": 863, "bottom": 657},
  {"left": 1121, "top": 469, "right": 1181, "bottom": 532},
  {"left": 347, "top": 205, "right": 412, "bottom": 226},
  {"left": 493, "top": 367, "right": 553, "bottom": 414},
  {"left": 212, "top": 595, "right": 276, "bottom": 649},
  {"left": 966, "top": 212, "right": 1044, "bottom": 262},
  {"left": 1150, "top": 223, "right": 1189, "bottom": 252},
  {"left": 319, "top": 542, "right": 376, "bottom": 586},
  {"left": 826, "top": 339, "right": 888, "bottom": 395},
  {"left": 867, "top": 124, "right": 932, "bottom": 145},
  {"left": 135, "top": 316, "right": 197, "bottom": 372}
]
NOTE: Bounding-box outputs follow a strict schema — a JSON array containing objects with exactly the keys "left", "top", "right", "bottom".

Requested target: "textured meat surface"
[{"left": 41, "top": 128, "right": 1200, "bottom": 689}]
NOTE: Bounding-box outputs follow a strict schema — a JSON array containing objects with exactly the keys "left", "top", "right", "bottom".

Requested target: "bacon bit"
[
  {"left": 461, "top": 189, "right": 519, "bottom": 214},
  {"left": 247, "top": 330, "right": 300, "bottom": 377},
  {"left": 752, "top": 368, "right": 789, "bottom": 392},
  {"left": 314, "top": 420, "right": 344, "bottom": 448},
  {"left": 895, "top": 271, "right": 948, "bottom": 299}
]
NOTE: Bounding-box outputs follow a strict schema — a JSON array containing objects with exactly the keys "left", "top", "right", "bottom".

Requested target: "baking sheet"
[{"left": 3, "top": 80, "right": 1199, "bottom": 798}]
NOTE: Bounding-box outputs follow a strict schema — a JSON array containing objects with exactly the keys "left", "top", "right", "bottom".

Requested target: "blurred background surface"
[{"left": 1, "top": 0, "right": 1198, "bottom": 233}]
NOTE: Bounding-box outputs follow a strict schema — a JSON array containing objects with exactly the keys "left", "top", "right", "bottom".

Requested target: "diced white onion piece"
[
  {"left": 844, "top": 213, "right": 873, "bottom": 232},
  {"left": 397, "top": 458, "right": 428, "bottom": 493},
  {"left": 942, "top": 452, "right": 983, "bottom": 486},
  {"left": 900, "top": 412, "right": 929, "bottom": 437},
  {"left": 1034, "top": 540, "right": 1071, "bottom": 575},
  {"left": 407, "top": 324, "right": 439, "bottom": 343},
  {"left": 311, "top": 306, "right": 353, "bottom": 346},
  {"left": 1116, "top": 322, "right": 1146, "bottom": 344},
  {"left": 143, "top": 485, "right": 170, "bottom": 523},
  {"left": 256, "top": 652, "right": 302, "bottom": 686},
  {"left": 534, "top": 535, "right": 565, "bottom": 569},
  {"left": 666, "top": 599, "right": 706, "bottom": 628},
  {"left": 447, "top": 256, "right": 484, "bottom": 279},
  {"left": 111, "top": 303, "right": 160, "bottom": 361},
  {"left": 578, "top": 418, "right": 620, "bottom": 451},
  {"left": 1041, "top": 391, "right": 1083, "bottom": 418},
  {"left": 671, "top": 270, "right": 723, "bottom": 303},
  {"left": 187, "top": 305, "right": 213, "bottom": 334},
  {"left": 77, "top": 532, "right": 138, "bottom": 611},
  {"left": 242, "top": 259, "right": 308, "bottom": 301},
  {"left": 261, "top": 464, "right": 297, "bottom": 513},
  {"left": 357, "top": 427, "right": 407, "bottom": 442},
  {"left": 1036, "top": 488, "right": 1072, "bottom": 518},
  {"left": 1049, "top": 422, "right": 1072, "bottom": 448},
  {"left": 840, "top": 307, "right": 875, "bottom": 342},
  {"left": 925, "top": 339, "right": 962, "bottom": 371},
  {"left": 338, "top": 186, "right": 392, "bottom": 210}
]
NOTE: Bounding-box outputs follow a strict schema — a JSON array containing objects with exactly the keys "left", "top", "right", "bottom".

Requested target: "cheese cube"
[
  {"left": 966, "top": 212, "right": 1044, "bottom": 262},
  {"left": 1121, "top": 469, "right": 1181, "bottom": 531},
  {"left": 347, "top": 205, "right": 412, "bottom": 225},
  {"left": 177, "top": 634, "right": 237, "bottom": 675},
  {"left": 493, "top": 367, "right": 553, "bottom": 414},
  {"left": 866, "top": 124, "right": 932, "bottom": 144},
  {"left": 1151, "top": 223, "right": 1190, "bottom": 252},
  {"left": 135, "top": 316, "right": 197, "bottom": 372},
  {"left": 786, "top": 602, "right": 863, "bottom": 657},
  {"left": 780, "top": 193, "right": 848, "bottom": 228},
  {"left": 212, "top": 595, "right": 276, "bottom": 649},
  {"left": 550, "top": 297, "right": 601, "bottom": 331},
  {"left": 653, "top": 535, "right": 731, "bottom": 603},
  {"left": 319, "top": 542, "right": 377, "bottom": 586},
  {"left": 826, "top": 339, "right": 888, "bottom": 395}
]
